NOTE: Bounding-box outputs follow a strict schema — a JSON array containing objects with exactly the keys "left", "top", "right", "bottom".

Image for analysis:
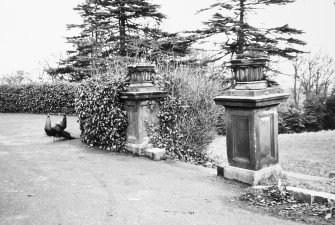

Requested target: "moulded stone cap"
[
  {"left": 230, "top": 57, "right": 269, "bottom": 68},
  {"left": 214, "top": 92, "right": 290, "bottom": 108},
  {"left": 120, "top": 91, "right": 168, "bottom": 100},
  {"left": 127, "top": 63, "right": 156, "bottom": 72},
  {"left": 222, "top": 86, "right": 286, "bottom": 97}
]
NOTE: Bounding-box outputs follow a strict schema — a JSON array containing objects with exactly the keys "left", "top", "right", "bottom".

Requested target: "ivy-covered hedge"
[
  {"left": 75, "top": 75, "right": 128, "bottom": 151},
  {"left": 0, "top": 82, "right": 77, "bottom": 114}
]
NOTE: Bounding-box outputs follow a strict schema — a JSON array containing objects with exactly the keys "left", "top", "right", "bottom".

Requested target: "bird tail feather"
[{"left": 60, "top": 130, "right": 75, "bottom": 140}]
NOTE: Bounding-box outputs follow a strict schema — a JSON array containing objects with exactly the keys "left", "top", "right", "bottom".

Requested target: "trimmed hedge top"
[{"left": 0, "top": 82, "right": 77, "bottom": 114}]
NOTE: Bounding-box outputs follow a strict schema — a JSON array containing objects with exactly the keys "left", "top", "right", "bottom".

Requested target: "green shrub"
[
  {"left": 216, "top": 111, "right": 227, "bottom": 135},
  {"left": 75, "top": 74, "right": 128, "bottom": 151},
  {"left": 303, "top": 96, "right": 328, "bottom": 132},
  {"left": 278, "top": 96, "right": 334, "bottom": 133},
  {"left": 278, "top": 103, "right": 305, "bottom": 134},
  {"left": 0, "top": 82, "right": 77, "bottom": 114},
  {"left": 148, "top": 65, "right": 226, "bottom": 165},
  {"left": 325, "top": 95, "right": 335, "bottom": 130}
]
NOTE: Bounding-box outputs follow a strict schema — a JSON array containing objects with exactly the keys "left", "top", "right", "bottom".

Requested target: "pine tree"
[
  {"left": 193, "top": 0, "right": 306, "bottom": 61},
  {"left": 48, "top": 0, "right": 182, "bottom": 81}
]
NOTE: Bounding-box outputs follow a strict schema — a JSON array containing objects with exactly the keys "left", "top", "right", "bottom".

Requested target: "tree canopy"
[
  {"left": 192, "top": 0, "right": 306, "bottom": 61},
  {"left": 47, "top": 0, "right": 192, "bottom": 81}
]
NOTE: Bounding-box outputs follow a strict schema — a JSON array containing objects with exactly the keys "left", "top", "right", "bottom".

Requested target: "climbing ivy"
[{"left": 75, "top": 75, "right": 128, "bottom": 151}]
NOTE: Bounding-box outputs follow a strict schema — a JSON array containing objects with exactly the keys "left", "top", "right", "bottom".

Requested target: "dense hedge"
[
  {"left": 0, "top": 82, "right": 77, "bottom": 114},
  {"left": 75, "top": 75, "right": 128, "bottom": 151}
]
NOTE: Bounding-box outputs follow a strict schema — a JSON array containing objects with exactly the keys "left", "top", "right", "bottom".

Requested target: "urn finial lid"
[
  {"left": 230, "top": 52, "right": 269, "bottom": 67},
  {"left": 127, "top": 63, "right": 156, "bottom": 73}
]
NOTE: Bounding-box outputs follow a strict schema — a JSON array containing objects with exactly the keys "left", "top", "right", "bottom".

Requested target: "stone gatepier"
[
  {"left": 121, "top": 64, "right": 167, "bottom": 156},
  {"left": 215, "top": 55, "right": 289, "bottom": 185}
]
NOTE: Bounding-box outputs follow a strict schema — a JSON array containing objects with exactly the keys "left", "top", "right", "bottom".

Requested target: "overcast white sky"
[{"left": 0, "top": 0, "right": 334, "bottom": 77}]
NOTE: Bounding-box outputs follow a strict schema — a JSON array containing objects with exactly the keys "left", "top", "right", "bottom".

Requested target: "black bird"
[
  {"left": 45, "top": 114, "right": 74, "bottom": 141},
  {"left": 54, "top": 114, "right": 67, "bottom": 131}
]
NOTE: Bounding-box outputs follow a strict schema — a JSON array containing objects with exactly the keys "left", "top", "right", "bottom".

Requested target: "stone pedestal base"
[
  {"left": 218, "top": 164, "right": 282, "bottom": 186},
  {"left": 125, "top": 141, "right": 152, "bottom": 155},
  {"left": 145, "top": 148, "right": 166, "bottom": 161}
]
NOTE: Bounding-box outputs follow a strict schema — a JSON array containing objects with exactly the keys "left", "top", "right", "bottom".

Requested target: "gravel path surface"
[{"left": 0, "top": 113, "right": 303, "bottom": 225}]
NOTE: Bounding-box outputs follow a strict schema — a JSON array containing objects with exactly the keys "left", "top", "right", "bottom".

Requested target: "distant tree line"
[{"left": 279, "top": 51, "right": 335, "bottom": 133}]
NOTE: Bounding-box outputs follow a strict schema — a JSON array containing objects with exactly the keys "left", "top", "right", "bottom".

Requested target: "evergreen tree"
[
  {"left": 193, "top": 0, "right": 306, "bottom": 61},
  {"left": 48, "top": 0, "right": 191, "bottom": 81}
]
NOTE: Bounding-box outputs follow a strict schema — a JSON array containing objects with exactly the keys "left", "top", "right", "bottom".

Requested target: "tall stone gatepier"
[
  {"left": 214, "top": 55, "right": 289, "bottom": 185},
  {"left": 121, "top": 64, "right": 167, "bottom": 155}
]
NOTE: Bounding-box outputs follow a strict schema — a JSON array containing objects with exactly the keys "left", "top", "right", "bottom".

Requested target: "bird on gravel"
[
  {"left": 54, "top": 114, "right": 67, "bottom": 131},
  {"left": 44, "top": 114, "right": 74, "bottom": 141}
]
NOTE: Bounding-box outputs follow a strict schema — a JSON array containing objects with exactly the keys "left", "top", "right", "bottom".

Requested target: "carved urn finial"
[
  {"left": 230, "top": 51, "right": 269, "bottom": 90},
  {"left": 127, "top": 63, "right": 157, "bottom": 92}
]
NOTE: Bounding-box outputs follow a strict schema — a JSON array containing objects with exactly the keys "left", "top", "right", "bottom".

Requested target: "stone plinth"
[
  {"left": 220, "top": 164, "right": 282, "bottom": 186},
  {"left": 121, "top": 64, "right": 167, "bottom": 154},
  {"left": 214, "top": 86, "right": 289, "bottom": 185},
  {"left": 145, "top": 148, "right": 167, "bottom": 161}
]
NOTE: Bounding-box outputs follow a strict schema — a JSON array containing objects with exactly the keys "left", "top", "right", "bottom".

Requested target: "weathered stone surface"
[
  {"left": 121, "top": 94, "right": 165, "bottom": 154},
  {"left": 145, "top": 148, "right": 166, "bottom": 161},
  {"left": 218, "top": 164, "right": 282, "bottom": 186},
  {"left": 286, "top": 187, "right": 335, "bottom": 205},
  {"left": 225, "top": 105, "right": 279, "bottom": 170},
  {"left": 214, "top": 86, "right": 289, "bottom": 172},
  {"left": 235, "top": 80, "right": 268, "bottom": 90},
  {"left": 121, "top": 64, "right": 168, "bottom": 155}
]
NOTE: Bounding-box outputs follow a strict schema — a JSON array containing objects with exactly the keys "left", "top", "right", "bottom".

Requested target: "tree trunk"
[
  {"left": 294, "top": 65, "right": 298, "bottom": 106},
  {"left": 315, "top": 71, "right": 320, "bottom": 96},
  {"left": 119, "top": 3, "right": 126, "bottom": 56},
  {"left": 237, "top": 0, "right": 245, "bottom": 54},
  {"left": 119, "top": 17, "right": 126, "bottom": 56}
]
